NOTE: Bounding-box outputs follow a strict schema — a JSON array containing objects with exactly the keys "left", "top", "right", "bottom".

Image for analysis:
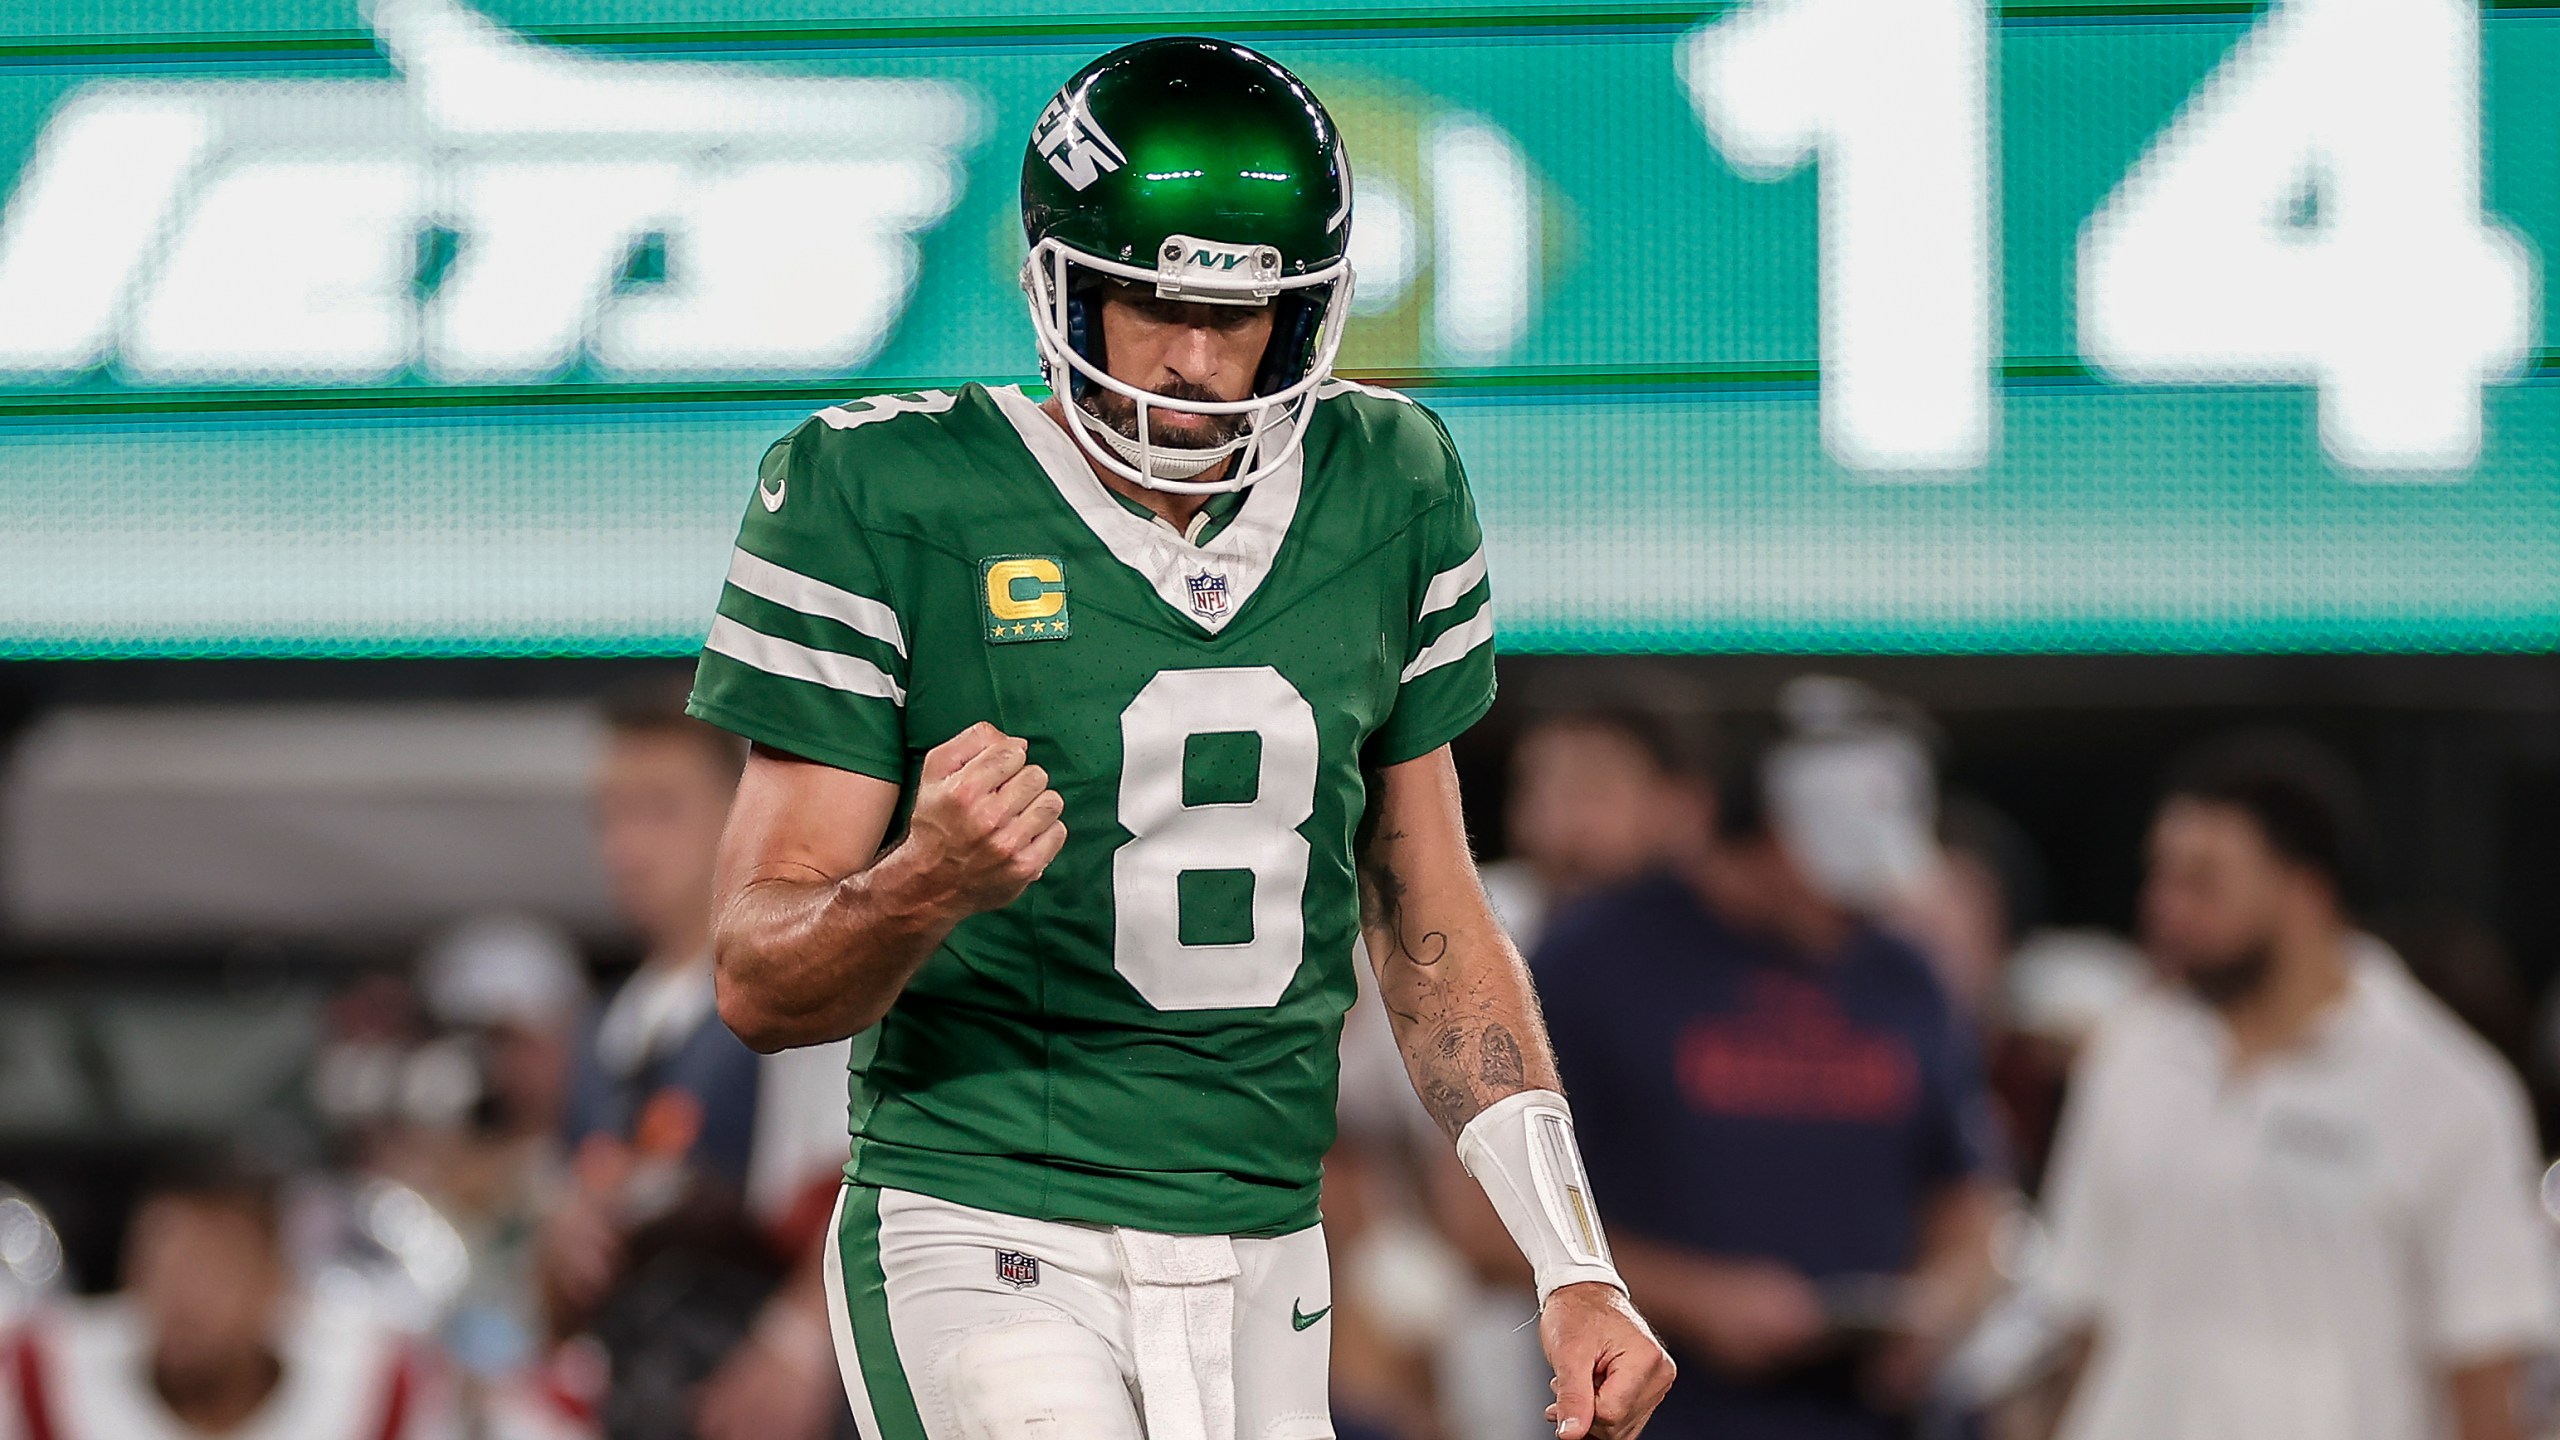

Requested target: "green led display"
[{"left": 0, "top": 1, "right": 2556, "bottom": 656}]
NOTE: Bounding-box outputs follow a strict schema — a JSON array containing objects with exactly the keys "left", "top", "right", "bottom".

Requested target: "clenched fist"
[
  {"left": 1543, "top": 1282, "right": 1676, "bottom": 1440},
  {"left": 899, "top": 722, "right": 1069, "bottom": 917}
]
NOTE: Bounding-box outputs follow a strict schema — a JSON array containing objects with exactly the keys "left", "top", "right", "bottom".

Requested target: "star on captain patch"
[{"left": 1185, "top": 569, "right": 1230, "bottom": 621}]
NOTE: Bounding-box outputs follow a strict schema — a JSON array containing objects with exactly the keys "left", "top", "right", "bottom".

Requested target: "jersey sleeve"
[
  {"left": 687, "top": 422, "right": 912, "bottom": 782},
  {"left": 1368, "top": 418, "right": 1495, "bottom": 767}
]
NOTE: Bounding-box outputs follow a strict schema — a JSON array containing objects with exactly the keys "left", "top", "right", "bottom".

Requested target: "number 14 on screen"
[{"left": 1684, "top": 0, "right": 2533, "bottom": 475}]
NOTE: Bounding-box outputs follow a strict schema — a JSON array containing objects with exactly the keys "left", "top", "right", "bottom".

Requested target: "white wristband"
[{"left": 1454, "top": 1088, "right": 1625, "bottom": 1303}]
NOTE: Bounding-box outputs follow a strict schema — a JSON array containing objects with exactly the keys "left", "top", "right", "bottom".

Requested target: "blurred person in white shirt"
[
  {"left": 2039, "top": 734, "right": 2559, "bottom": 1440},
  {"left": 0, "top": 1158, "right": 457, "bottom": 1440}
]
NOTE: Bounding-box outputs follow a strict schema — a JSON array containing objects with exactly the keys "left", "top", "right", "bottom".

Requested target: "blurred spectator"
[
  {"left": 1765, "top": 677, "right": 2017, "bottom": 1022},
  {"left": 1538, "top": 725, "right": 2009, "bottom": 1440},
  {"left": 2037, "top": 734, "right": 2559, "bottom": 1440},
  {"left": 0, "top": 1156, "right": 456, "bottom": 1439},
  {"left": 418, "top": 914, "right": 589, "bottom": 1142},
  {"left": 538, "top": 687, "right": 848, "bottom": 1440},
  {"left": 1987, "top": 931, "right": 2146, "bottom": 1197},
  {"left": 392, "top": 917, "right": 589, "bottom": 1401},
  {"left": 1932, "top": 797, "right": 2050, "bottom": 1027},
  {"left": 1477, "top": 706, "right": 1709, "bottom": 950}
]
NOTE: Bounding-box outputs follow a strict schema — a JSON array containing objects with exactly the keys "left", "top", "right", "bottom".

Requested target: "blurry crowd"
[
  {"left": 1323, "top": 677, "right": 2560, "bottom": 1440},
  {"left": 4, "top": 672, "right": 2560, "bottom": 1440},
  {"left": 2, "top": 691, "right": 858, "bottom": 1440}
]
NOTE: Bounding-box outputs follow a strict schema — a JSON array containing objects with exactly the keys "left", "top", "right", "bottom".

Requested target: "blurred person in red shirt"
[
  {"left": 2037, "top": 735, "right": 2559, "bottom": 1440},
  {"left": 0, "top": 1158, "right": 456, "bottom": 1440}
]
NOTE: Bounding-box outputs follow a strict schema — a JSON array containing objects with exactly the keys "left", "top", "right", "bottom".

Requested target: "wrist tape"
[{"left": 1453, "top": 1088, "right": 1625, "bottom": 1303}]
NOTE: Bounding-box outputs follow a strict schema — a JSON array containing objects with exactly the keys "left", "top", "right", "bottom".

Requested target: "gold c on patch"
[{"left": 980, "top": 555, "right": 1071, "bottom": 643}]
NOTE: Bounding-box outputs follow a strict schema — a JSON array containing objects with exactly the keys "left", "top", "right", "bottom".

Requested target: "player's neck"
[{"left": 1040, "top": 396, "right": 1222, "bottom": 532}]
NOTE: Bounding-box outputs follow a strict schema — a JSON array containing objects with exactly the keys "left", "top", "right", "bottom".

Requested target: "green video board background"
[{"left": 2, "top": 0, "right": 2558, "bottom": 656}]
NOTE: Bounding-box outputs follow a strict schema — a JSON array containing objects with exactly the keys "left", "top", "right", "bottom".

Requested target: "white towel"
[{"left": 1113, "top": 1228, "right": 1241, "bottom": 1440}]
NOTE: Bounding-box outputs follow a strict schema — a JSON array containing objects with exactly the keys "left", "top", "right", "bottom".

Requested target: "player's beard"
[
  {"left": 2178, "top": 938, "right": 2278, "bottom": 1009},
  {"left": 1078, "top": 380, "right": 1254, "bottom": 453}
]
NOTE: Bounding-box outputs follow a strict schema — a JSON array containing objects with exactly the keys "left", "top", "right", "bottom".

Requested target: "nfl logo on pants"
[{"left": 996, "top": 1250, "right": 1041, "bottom": 1288}]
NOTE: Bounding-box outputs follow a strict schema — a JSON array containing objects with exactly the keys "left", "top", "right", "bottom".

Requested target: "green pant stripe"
[{"left": 837, "top": 1184, "right": 929, "bottom": 1440}]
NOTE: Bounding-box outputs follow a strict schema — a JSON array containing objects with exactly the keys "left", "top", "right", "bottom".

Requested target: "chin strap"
[
  {"left": 1084, "top": 406, "right": 1247, "bottom": 480},
  {"left": 1455, "top": 1089, "right": 1627, "bottom": 1304}
]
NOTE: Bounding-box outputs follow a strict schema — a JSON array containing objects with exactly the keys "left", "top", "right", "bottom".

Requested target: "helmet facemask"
[{"left": 1021, "top": 236, "right": 1354, "bottom": 495}]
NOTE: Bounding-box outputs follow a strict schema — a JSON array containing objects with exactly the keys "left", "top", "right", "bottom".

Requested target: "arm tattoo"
[
  {"left": 1412, "top": 1021, "right": 1527, "bottom": 1136},
  {"left": 1479, "top": 1023, "right": 1527, "bottom": 1090},
  {"left": 1357, "top": 785, "right": 1542, "bottom": 1137},
  {"left": 1355, "top": 808, "right": 1448, "bottom": 1027}
]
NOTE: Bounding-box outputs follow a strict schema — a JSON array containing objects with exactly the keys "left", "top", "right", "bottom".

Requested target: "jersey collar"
[{"left": 988, "top": 384, "right": 1306, "bottom": 636}]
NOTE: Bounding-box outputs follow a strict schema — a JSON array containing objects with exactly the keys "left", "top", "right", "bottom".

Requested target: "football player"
[{"left": 687, "top": 36, "right": 1675, "bottom": 1440}]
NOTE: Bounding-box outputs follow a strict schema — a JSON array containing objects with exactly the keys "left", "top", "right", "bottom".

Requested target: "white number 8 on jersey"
[{"left": 1113, "top": 667, "right": 1319, "bottom": 1011}]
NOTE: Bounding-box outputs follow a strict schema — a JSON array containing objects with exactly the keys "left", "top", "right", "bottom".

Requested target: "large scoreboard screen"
[{"left": 3, "top": 0, "right": 2558, "bottom": 656}]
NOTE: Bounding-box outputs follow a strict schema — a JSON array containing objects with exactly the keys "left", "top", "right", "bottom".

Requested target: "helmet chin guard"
[{"left": 1020, "top": 238, "right": 1354, "bottom": 495}]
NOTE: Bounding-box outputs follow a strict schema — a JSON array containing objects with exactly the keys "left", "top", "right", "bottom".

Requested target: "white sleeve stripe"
[
  {"left": 1401, "top": 605, "right": 1494, "bottom": 684},
  {"left": 725, "top": 547, "right": 907, "bottom": 658},
  {"left": 1417, "top": 546, "right": 1488, "bottom": 621},
  {"left": 705, "top": 616, "right": 907, "bottom": 706}
]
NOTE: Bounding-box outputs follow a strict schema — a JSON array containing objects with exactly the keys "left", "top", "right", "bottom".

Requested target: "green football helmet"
[{"left": 1021, "top": 37, "right": 1355, "bottom": 494}]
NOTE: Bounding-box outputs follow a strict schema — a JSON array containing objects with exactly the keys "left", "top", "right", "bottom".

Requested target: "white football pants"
[{"left": 824, "top": 1185, "right": 1337, "bottom": 1440}]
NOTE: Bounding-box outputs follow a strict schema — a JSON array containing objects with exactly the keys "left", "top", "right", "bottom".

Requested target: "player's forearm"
[
  {"left": 713, "top": 844, "right": 963, "bottom": 1051},
  {"left": 713, "top": 726, "right": 1067, "bottom": 1052},
  {"left": 1356, "top": 758, "right": 1562, "bottom": 1139},
  {"left": 1369, "top": 906, "right": 1562, "bottom": 1138}
]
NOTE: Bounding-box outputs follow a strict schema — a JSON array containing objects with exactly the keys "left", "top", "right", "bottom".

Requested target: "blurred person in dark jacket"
[
  {"left": 0, "top": 1158, "right": 457, "bottom": 1440},
  {"left": 538, "top": 686, "right": 849, "bottom": 1440},
  {"left": 1536, "top": 726, "right": 2009, "bottom": 1440},
  {"left": 2036, "top": 736, "right": 2558, "bottom": 1440}
]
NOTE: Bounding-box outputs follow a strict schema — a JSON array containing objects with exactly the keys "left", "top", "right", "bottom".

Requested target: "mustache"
[{"left": 1080, "top": 381, "right": 1253, "bottom": 448}]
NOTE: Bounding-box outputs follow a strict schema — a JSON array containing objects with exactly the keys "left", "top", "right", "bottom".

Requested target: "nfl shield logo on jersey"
[
  {"left": 1186, "top": 570, "right": 1230, "bottom": 620},
  {"left": 996, "top": 1250, "right": 1041, "bottom": 1288}
]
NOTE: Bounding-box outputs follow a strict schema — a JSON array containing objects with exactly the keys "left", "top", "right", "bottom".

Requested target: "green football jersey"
[{"left": 687, "top": 379, "right": 1494, "bottom": 1237}]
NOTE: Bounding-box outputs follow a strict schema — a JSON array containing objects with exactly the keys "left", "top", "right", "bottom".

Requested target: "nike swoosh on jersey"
[
  {"left": 759, "top": 477, "right": 787, "bottom": 512},
  {"left": 1291, "top": 1300, "right": 1331, "bottom": 1332}
]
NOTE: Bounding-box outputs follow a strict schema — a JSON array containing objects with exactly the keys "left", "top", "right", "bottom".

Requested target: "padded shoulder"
[
  {"left": 1307, "top": 378, "right": 1469, "bottom": 510},
  {"left": 774, "top": 385, "right": 1023, "bottom": 540}
]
